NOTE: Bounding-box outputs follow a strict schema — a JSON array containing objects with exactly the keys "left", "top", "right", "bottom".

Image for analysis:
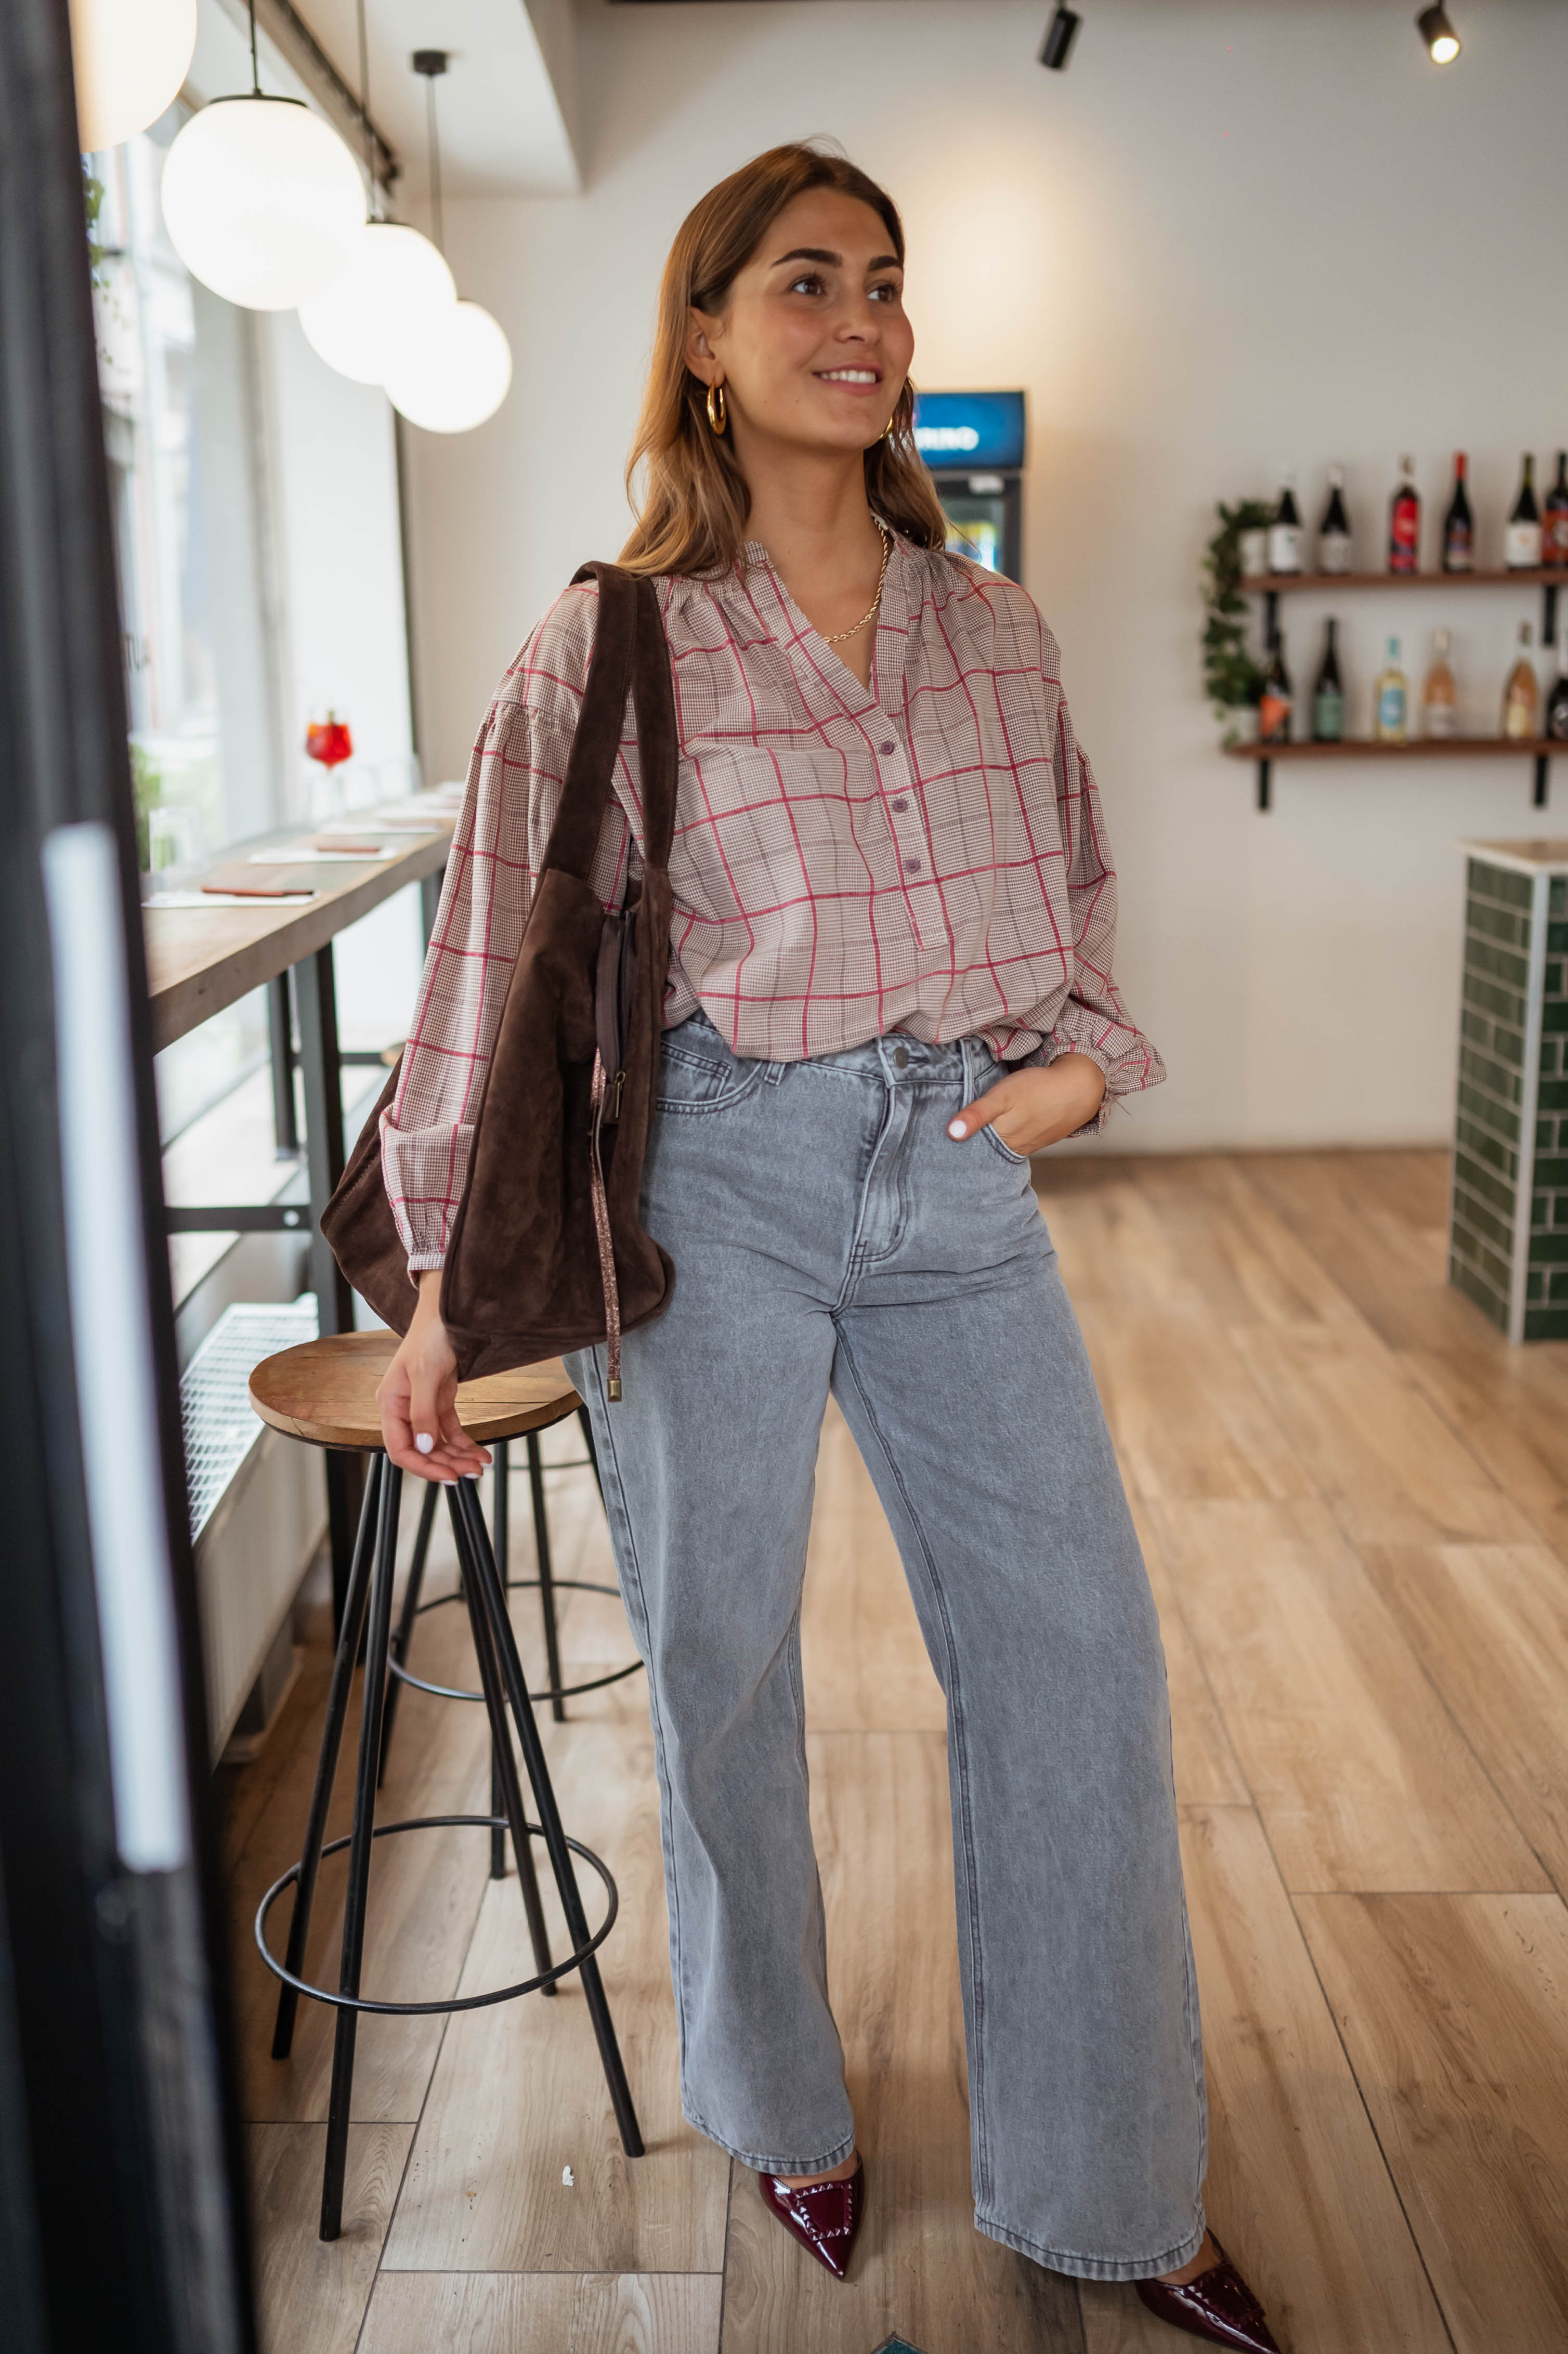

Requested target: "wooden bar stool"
[
  {"left": 249, "top": 1332, "right": 643, "bottom": 2242},
  {"left": 375, "top": 1408, "right": 645, "bottom": 1885}
]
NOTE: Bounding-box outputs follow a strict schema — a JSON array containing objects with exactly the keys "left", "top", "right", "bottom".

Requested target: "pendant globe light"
[
  {"left": 160, "top": 0, "right": 364, "bottom": 311},
  {"left": 299, "top": 224, "right": 455, "bottom": 382},
  {"left": 69, "top": 0, "right": 198, "bottom": 151},
  {"left": 383, "top": 52, "right": 513, "bottom": 434},
  {"left": 297, "top": 0, "right": 454, "bottom": 384}
]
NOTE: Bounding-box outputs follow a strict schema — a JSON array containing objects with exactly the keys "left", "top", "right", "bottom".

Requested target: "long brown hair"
[{"left": 619, "top": 143, "right": 948, "bottom": 579}]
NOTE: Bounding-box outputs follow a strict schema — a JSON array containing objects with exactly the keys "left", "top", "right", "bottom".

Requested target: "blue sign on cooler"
[{"left": 911, "top": 389, "right": 1026, "bottom": 473}]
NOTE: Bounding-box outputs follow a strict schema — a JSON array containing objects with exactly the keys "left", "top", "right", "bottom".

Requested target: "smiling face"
[{"left": 686, "top": 188, "right": 914, "bottom": 457}]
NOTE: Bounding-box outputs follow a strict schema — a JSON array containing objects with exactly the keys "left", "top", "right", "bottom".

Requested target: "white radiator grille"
[{"left": 180, "top": 1299, "right": 318, "bottom": 1538}]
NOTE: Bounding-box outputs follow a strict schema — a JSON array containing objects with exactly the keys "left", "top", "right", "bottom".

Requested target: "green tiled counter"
[{"left": 1451, "top": 838, "right": 1568, "bottom": 1340}]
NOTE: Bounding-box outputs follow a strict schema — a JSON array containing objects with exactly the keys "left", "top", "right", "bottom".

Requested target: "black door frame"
[{"left": 0, "top": 3, "right": 255, "bottom": 2346}]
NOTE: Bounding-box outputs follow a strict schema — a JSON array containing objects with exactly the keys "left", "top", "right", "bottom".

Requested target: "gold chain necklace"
[{"left": 820, "top": 519, "right": 892, "bottom": 646}]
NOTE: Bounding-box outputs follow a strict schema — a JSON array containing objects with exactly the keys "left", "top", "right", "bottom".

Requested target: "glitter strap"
[{"left": 589, "top": 1051, "right": 622, "bottom": 1400}]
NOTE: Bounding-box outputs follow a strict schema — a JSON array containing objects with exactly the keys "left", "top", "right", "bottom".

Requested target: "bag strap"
[
  {"left": 541, "top": 563, "right": 677, "bottom": 885},
  {"left": 542, "top": 562, "right": 641, "bottom": 883},
  {"left": 629, "top": 574, "right": 677, "bottom": 873}
]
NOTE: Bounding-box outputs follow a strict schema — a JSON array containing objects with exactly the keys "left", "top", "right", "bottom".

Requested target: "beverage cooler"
[{"left": 912, "top": 390, "right": 1027, "bottom": 585}]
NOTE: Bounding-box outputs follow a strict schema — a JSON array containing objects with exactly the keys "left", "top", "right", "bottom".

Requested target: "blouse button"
[
  {"left": 879, "top": 739, "right": 896, "bottom": 755},
  {"left": 904, "top": 856, "right": 922, "bottom": 874},
  {"left": 891, "top": 796, "right": 909, "bottom": 814}
]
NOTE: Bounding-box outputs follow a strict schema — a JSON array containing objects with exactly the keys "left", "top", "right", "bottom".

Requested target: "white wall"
[
  {"left": 399, "top": 0, "right": 1568, "bottom": 1152},
  {"left": 260, "top": 310, "right": 425, "bottom": 1048}
]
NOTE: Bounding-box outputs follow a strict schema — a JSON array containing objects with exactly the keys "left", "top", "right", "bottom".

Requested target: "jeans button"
[{"left": 893, "top": 1045, "right": 909, "bottom": 1070}]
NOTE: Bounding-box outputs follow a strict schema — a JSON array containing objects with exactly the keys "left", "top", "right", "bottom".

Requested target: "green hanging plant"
[
  {"left": 1201, "top": 499, "right": 1271, "bottom": 730},
  {"left": 130, "top": 742, "right": 164, "bottom": 873},
  {"left": 82, "top": 160, "right": 109, "bottom": 289}
]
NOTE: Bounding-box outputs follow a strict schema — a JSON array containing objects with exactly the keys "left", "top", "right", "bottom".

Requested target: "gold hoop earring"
[
  {"left": 706, "top": 382, "right": 727, "bottom": 436},
  {"left": 882, "top": 413, "right": 896, "bottom": 442}
]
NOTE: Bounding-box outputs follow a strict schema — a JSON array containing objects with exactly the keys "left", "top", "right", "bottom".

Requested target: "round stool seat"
[{"left": 249, "top": 1330, "right": 581, "bottom": 1450}]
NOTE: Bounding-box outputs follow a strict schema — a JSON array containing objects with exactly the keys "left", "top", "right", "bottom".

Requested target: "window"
[
  {"left": 88, "top": 101, "right": 425, "bottom": 1318},
  {"left": 91, "top": 107, "right": 280, "bottom": 875}
]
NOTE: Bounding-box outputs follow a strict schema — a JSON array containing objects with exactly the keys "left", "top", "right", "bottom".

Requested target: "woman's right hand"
[{"left": 376, "top": 1270, "right": 493, "bottom": 1483}]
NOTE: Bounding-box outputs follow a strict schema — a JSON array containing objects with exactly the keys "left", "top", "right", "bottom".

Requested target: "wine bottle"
[
  {"left": 1502, "top": 621, "right": 1541, "bottom": 738},
  {"left": 1546, "top": 629, "right": 1568, "bottom": 740},
  {"left": 1388, "top": 456, "right": 1420, "bottom": 574},
  {"left": 1259, "top": 630, "right": 1293, "bottom": 742},
  {"left": 1506, "top": 455, "right": 1542, "bottom": 569},
  {"left": 1545, "top": 452, "right": 1568, "bottom": 568},
  {"left": 1441, "top": 453, "right": 1473, "bottom": 573},
  {"left": 1312, "top": 619, "right": 1344, "bottom": 741},
  {"left": 1422, "top": 627, "right": 1457, "bottom": 739},
  {"left": 1318, "top": 467, "right": 1351, "bottom": 574},
  {"left": 1269, "top": 469, "right": 1303, "bottom": 574},
  {"left": 1374, "top": 636, "right": 1409, "bottom": 743}
]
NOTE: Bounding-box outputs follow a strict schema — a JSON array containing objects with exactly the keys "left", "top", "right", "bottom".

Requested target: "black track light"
[
  {"left": 1039, "top": 7, "right": 1080, "bottom": 71},
  {"left": 1416, "top": 6, "right": 1461, "bottom": 64}
]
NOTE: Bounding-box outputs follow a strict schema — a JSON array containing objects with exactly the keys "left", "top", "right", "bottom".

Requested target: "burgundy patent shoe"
[
  {"left": 757, "top": 2155, "right": 865, "bottom": 2280},
  {"left": 1135, "top": 2235, "right": 1280, "bottom": 2351}
]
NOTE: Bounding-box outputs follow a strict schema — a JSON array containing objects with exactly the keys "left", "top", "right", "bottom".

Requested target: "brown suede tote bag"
[{"left": 320, "top": 564, "right": 677, "bottom": 1395}]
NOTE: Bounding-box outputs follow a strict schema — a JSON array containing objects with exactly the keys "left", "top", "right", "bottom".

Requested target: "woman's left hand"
[{"left": 947, "top": 1052, "right": 1107, "bottom": 1159}]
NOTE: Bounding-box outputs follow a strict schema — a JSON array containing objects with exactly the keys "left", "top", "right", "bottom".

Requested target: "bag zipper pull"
[{"left": 610, "top": 1068, "right": 625, "bottom": 1123}]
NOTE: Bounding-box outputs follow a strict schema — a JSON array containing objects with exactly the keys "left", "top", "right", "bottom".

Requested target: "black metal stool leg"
[
  {"left": 273, "top": 1455, "right": 381, "bottom": 2061},
  {"left": 447, "top": 1489, "right": 556, "bottom": 1995},
  {"left": 527, "top": 1430, "right": 567, "bottom": 1724},
  {"left": 490, "top": 1443, "right": 509, "bottom": 1874},
  {"left": 320, "top": 1459, "right": 402, "bottom": 2241},
  {"left": 377, "top": 1475, "right": 438, "bottom": 1787},
  {"left": 452, "top": 1481, "right": 644, "bottom": 2158}
]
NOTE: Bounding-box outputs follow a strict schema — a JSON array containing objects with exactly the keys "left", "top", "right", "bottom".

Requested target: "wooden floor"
[{"left": 222, "top": 1149, "right": 1568, "bottom": 2354}]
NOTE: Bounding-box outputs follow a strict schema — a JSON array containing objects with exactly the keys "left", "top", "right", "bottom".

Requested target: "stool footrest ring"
[
  {"left": 391, "top": 1579, "right": 644, "bottom": 1705},
  {"left": 255, "top": 1813, "right": 618, "bottom": 2014}
]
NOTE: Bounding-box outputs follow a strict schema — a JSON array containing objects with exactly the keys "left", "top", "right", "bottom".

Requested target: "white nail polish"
[
  {"left": 414, "top": 1431, "right": 434, "bottom": 1455},
  {"left": 948, "top": 1118, "right": 966, "bottom": 1139}
]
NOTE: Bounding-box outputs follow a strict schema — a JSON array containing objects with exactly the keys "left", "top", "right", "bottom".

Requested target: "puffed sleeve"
[
  {"left": 1030, "top": 638, "right": 1167, "bottom": 1135},
  {"left": 381, "top": 582, "right": 634, "bottom": 1273}
]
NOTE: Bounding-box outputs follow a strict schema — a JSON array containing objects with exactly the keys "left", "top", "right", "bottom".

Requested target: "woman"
[{"left": 376, "top": 143, "right": 1277, "bottom": 2350}]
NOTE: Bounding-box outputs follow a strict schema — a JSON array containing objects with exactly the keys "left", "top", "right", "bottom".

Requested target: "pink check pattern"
[{"left": 384, "top": 533, "right": 1165, "bottom": 1271}]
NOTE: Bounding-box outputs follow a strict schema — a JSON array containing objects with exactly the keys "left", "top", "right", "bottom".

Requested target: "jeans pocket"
[
  {"left": 966, "top": 1040, "right": 1031, "bottom": 1165},
  {"left": 657, "top": 1020, "right": 771, "bottom": 1116},
  {"left": 982, "top": 1123, "right": 1031, "bottom": 1167}
]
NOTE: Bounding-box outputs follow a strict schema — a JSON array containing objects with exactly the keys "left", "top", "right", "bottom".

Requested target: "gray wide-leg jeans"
[{"left": 566, "top": 1012, "right": 1207, "bottom": 2281}]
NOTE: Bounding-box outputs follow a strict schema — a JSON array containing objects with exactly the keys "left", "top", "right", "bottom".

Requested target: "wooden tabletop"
[
  {"left": 142, "top": 809, "right": 454, "bottom": 1051},
  {"left": 250, "top": 1331, "right": 581, "bottom": 1449}
]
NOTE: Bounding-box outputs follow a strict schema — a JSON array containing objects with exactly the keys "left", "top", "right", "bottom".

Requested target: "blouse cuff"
[
  {"left": 1042, "top": 1015, "right": 1168, "bottom": 1140},
  {"left": 1042, "top": 1038, "right": 1117, "bottom": 1137},
  {"left": 380, "top": 1109, "right": 474, "bottom": 1283}
]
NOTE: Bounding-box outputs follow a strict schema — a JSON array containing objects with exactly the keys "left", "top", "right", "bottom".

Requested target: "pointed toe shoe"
[
  {"left": 1135, "top": 2236, "right": 1280, "bottom": 2351},
  {"left": 758, "top": 2156, "right": 865, "bottom": 2280}
]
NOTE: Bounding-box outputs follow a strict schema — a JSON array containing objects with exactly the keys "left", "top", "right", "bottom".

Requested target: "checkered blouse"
[{"left": 384, "top": 532, "right": 1165, "bottom": 1271}]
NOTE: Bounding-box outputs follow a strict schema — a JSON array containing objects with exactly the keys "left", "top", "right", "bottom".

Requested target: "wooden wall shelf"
[
  {"left": 1233, "top": 564, "right": 1566, "bottom": 809},
  {"left": 1225, "top": 735, "right": 1559, "bottom": 810},
  {"left": 1241, "top": 569, "right": 1568, "bottom": 593},
  {"left": 1225, "top": 737, "right": 1557, "bottom": 759}
]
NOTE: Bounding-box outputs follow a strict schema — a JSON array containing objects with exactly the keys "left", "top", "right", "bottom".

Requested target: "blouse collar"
[{"left": 725, "top": 526, "right": 920, "bottom": 714}]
